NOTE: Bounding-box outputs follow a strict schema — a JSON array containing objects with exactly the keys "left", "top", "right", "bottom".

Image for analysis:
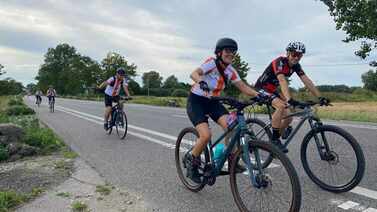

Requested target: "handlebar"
[
  {"left": 290, "top": 101, "right": 332, "bottom": 109},
  {"left": 210, "top": 96, "right": 256, "bottom": 111}
]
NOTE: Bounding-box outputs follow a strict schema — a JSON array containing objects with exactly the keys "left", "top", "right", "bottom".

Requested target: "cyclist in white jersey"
[
  {"left": 185, "top": 38, "right": 269, "bottom": 183},
  {"left": 46, "top": 85, "right": 57, "bottom": 105},
  {"left": 98, "top": 68, "right": 131, "bottom": 130}
]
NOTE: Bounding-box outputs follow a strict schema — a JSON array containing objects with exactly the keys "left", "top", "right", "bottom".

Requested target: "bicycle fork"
[
  {"left": 309, "top": 120, "right": 334, "bottom": 161},
  {"left": 240, "top": 136, "right": 265, "bottom": 188}
]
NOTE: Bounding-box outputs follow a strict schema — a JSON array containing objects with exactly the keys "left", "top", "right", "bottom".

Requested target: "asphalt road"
[{"left": 25, "top": 96, "right": 377, "bottom": 212}]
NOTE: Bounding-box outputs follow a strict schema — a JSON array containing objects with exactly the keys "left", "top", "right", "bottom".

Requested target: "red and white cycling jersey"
[
  {"left": 46, "top": 89, "right": 56, "bottom": 97},
  {"left": 104, "top": 76, "right": 128, "bottom": 96},
  {"left": 191, "top": 57, "right": 241, "bottom": 97}
]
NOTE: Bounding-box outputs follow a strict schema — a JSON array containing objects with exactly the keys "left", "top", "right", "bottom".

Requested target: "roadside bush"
[
  {"left": 7, "top": 98, "right": 24, "bottom": 106},
  {"left": 8, "top": 115, "right": 39, "bottom": 129},
  {"left": 6, "top": 105, "right": 35, "bottom": 116},
  {"left": 0, "top": 191, "right": 26, "bottom": 211},
  {"left": 23, "top": 127, "right": 63, "bottom": 153},
  {"left": 172, "top": 89, "right": 188, "bottom": 97},
  {"left": 0, "top": 145, "right": 9, "bottom": 161}
]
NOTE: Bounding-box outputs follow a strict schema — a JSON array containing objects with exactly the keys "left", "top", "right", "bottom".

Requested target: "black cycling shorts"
[
  {"left": 257, "top": 89, "right": 281, "bottom": 101},
  {"left": 104, "top": 94, "right": 120, "bottom": 107},
  {"left": 186, "top": 93, "right": 228, "bottom": 126}
]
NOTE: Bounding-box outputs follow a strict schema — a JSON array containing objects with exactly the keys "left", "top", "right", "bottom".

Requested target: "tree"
[
  {"left": 127, "top": 79, "right": 141, "bottom": 95},
  {"left": 142, "top": 71, "right": 163, "bottom": 89},
  {"left": 362, "top": 70, "right": 377, "bottom": 91},
  {"left": 162, "top": 75, "right": 179, "bottom": 89},
  {"left": 26, "top": 83, "right": 37, "bottom": 94},
  {"left": 320, "top": 0, "right": 377, "bottom": 65},
  {"left": 101, "top": 52, "right": 137, "bottom": 80},
  {"left": 0, "top": 64, "right": 5, "bottom": 76},
  {"left": 225, "top": 53, "right": 250, "bottom": 97},
  {"left": 0, "top": 78, "right": 23, "bottom": 95},
  {"left": 36, "top": 43, "right": 81, "bottom": 94}
]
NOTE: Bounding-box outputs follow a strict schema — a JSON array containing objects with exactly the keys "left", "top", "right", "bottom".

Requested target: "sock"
[{"left": 272, "top": 128, "right": 281, "bottom": 140}]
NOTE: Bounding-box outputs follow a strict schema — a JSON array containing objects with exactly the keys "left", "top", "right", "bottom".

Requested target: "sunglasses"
[
  {"left": 291, "top": 52, "right": 303, "bottom": 58},
  {"left": 223, "top": 48, "right": 237, "bottom": 54}
]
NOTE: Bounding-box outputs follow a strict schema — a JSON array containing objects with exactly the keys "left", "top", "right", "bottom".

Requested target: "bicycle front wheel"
[
  {"left": 115, "top": 110, "right": 128, "bottom": 139},
  {"left": 245, "top": 118, "right": 273, "bottom": 169},
  {"left": 301, "top": 125, "right": 365, "bottom": 193},
  {"left": 230, "top": 140, "right": 301, "bottom": 212}
]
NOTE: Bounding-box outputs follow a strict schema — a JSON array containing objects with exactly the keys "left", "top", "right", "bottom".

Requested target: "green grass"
[
  {"left": 71, "top": 201, "right": 88, "bottom": 212},
  {"left": 23, "top": 127, "right": 64, "bottom": 153},
  {"left": 0, "top": 190, "right": 27, "bottom": 212},
  {"left": 95, "top": 185, "right": 111, "bottom": 196},
  {"left": 62, "top": 150, "right": 78, "bottom": 159},
  {"left": 56, "top": 192, "right": 70, "bottom": 198}
]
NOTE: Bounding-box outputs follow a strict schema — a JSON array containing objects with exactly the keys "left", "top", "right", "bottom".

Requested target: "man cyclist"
[
  {"left": 254, "top": 41, "right": 330, "bottom": 152},
  {"left": 46, "top": 85, "right": 57, "bottom": 105},
  {"left": 97, "top": 68, "right": 131, "bottom": 130},
  {"left": 35, "top": 89, "right": 43, "bottom": 104},
  {"left": 185, "top": 38, "right": 267, "bottom": 183}
]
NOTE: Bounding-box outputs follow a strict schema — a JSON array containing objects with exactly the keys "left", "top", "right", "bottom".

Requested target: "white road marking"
[
  {"left": 55, "top": 105, "right": 281, "bottom": 169},
  {"left": 338, "top": 201, "right": 360, "bottom": 210},
  {"left": 351, "top": 186, "right": 377, "bottom": 201},
  {"left": 172, "top": 114, "right": 187, "bottom": 118},
  {"left": 363, "top": 208, "right": 377, "bottom": 212}
]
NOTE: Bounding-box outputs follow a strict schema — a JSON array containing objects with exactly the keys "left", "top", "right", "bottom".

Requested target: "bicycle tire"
[
  {"left": 175, "top": 127, "right": 210, "bottom": 192},
  {"left": 115, "top": 110, "right": 128, "bottom": 139},
  {"left": 301, "top": 125, "right": 365, "bottom": 193},
  {"left": 230, "top": 140, "right": 301, "bottom": 212},
  {"left": 245, "top": 118, "right": 274, "bottom": 169}
]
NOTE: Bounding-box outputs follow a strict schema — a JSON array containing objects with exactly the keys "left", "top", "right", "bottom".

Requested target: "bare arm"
[
  {"left": 277, "top": 74, "right": 291, "bottom": 101},
  {"left": 123, "top": 84, "right": 130, "bottom": 96},
  {"left": 300, "top": 75, "right": 320, "bottom": 97},
  {"left": 190, "top": 68, "right": 204, "bottom": 83},
  {"left": 98, "top": 81, "right": 109, "bottom": 89},
  {"left": 234, "top": 81, "right": 259, "bottom": 97}
]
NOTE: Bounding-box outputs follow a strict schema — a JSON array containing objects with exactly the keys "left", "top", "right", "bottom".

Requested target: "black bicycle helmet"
[
  {"left": 116, "top": 68, "right": 126, "bottom": 76},
  {"left": 214, "top": 38, "right": 238, "bottom": 54},
  {"left": 286, "top": 41, "right": 306, "bottom": 54}
]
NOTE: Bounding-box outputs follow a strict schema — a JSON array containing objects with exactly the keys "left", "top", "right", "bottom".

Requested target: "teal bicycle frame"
[{"left": 207, "top": 109, "right": 265, "bottom": 187}]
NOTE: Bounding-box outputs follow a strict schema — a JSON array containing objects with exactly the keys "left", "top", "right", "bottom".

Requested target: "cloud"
[{"left": 0, "top": 0, "right": 372, "bottom": 88}]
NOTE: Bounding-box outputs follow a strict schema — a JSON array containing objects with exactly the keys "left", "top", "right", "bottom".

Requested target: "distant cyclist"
[
  {"left": 254, "top": 41, "right": 330, "bottom": 152},
  {"left": 46, "top": 85, "right": 57, "bottom": 105},
  {"left": 97, "top": 68, "right": 131, "bottom": 130},
  {"left": 35, "top": 90, "right": 43, "bottom": 104},
  {"left": 185, "top": 38, "right": 268, "bottom": 183}
]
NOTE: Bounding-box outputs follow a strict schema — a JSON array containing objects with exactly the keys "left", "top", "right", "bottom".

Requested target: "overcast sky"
[{"left": 0, "top": 0, "right": 374, "bottom": 88}]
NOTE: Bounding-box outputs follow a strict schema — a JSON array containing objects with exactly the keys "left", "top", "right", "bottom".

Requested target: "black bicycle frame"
[{"left": 265, "top": 104, "right": 329, "bottom": 159}]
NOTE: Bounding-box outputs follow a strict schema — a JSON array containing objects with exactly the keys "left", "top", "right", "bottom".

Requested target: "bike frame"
[
  {"left": 207, "top": 109, "right": 265, "bottom": 187},
  {"left": 262, "top": 104, "right": 330, "bottom": 159}
]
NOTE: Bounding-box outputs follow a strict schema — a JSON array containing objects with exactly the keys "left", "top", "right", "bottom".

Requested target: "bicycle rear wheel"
[
  {"left": 301, "top": 125, "right": 365, "bottom": 193},
  {"left": 115, "top": 110, "right": 128, "bottom": 139},
  {"left": 175, "top": 127, "right": 210, "bottom": 192},
  {"left": 230, "top": 140, "right": 301, "bottom": 212}
]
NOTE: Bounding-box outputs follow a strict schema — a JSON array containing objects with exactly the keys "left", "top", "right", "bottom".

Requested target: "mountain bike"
[
  {"left": 106, "top": 96, "right": 131, "bottom": 139},
  {"left": 175, "top": 97, "right": 301, "bottom": 212},
  {"left": 246, "top": 101, "right": 365, "bottom": 193},
  {"left": 36, "top": 95, "right": 42, "bottom": 107},
  {"left": 48, "top": 96, "right": 55, "bottom": 113}
]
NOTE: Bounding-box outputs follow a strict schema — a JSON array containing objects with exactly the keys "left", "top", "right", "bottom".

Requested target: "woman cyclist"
[{"left": 185, "top": 38, "right": 267, "bottom": 183}]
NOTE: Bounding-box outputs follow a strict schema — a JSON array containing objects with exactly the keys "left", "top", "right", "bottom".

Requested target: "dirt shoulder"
[{"left": 1, "top": 153, "right": 146, "bottom": 212}]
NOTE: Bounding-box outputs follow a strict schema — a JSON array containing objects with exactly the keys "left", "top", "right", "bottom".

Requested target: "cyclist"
[
  {"left": 254, "top": 41, "right": 330, "bottom": 152},
  {"left": 185, "top": 38, "right": 268, "bottom": 183},
  {"left": 46, "top": 85, "right": 57, "bottom": 105},
  {"left": 97, "top": 68, "right": 131, "bottom": 130},
  {"left": 35, "top": 90, "right": 43, "bottom": 104}
]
